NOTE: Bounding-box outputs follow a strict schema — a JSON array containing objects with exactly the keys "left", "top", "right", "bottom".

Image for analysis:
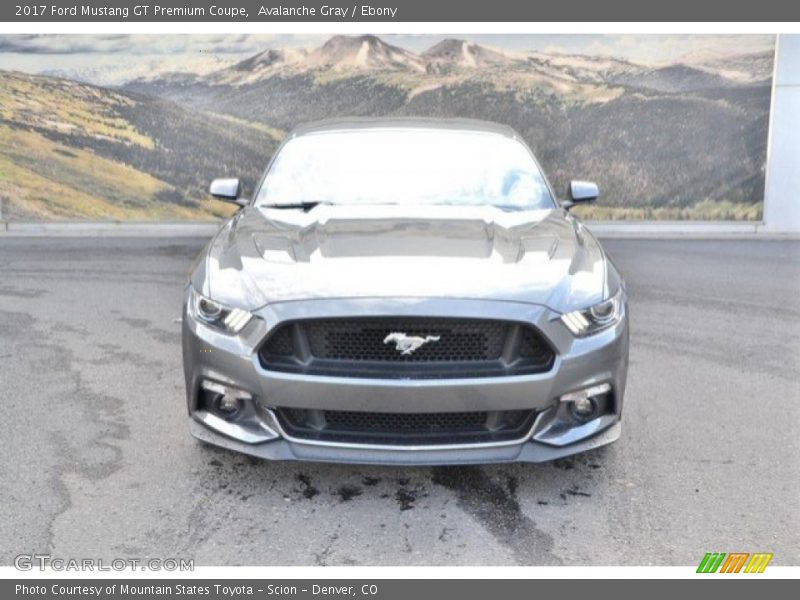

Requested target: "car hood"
[{"left": 197, "top": 204, "right": 608, "bottom": 313}]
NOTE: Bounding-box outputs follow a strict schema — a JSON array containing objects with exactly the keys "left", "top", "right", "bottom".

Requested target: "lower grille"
[
  {"left": 276, "top": 408, "right": 537, "bottom": 446},
  {"left": 259, "top": 317, "right": 555, "bottom": 379}
]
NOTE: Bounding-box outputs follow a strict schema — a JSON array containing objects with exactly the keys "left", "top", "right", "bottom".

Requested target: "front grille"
[
  {"left": 276, "top": 408, "right": 536, "bottom": 446},
  {"left": 305, "top": 318, "right": 506, "bottom": 362},
  {"left": 259, "top": 317, "right": 555, "bottom": 379}
]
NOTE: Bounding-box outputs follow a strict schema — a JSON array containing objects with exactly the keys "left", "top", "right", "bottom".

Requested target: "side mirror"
[
  {"left": 209, "top": 178, "right": 248, "bottom": 207},
  {"left": 562, "top": 180, "right": 599, "bottom": 209}
]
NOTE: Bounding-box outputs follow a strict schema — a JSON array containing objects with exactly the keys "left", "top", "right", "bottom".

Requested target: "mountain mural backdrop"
[{"left": 0, "top": 34, "right": 774, "bottom": 220}]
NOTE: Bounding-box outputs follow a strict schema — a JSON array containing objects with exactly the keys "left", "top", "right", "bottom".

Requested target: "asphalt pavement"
[{"left": 0, "top": 236, "right": 798, "bottom": 566}]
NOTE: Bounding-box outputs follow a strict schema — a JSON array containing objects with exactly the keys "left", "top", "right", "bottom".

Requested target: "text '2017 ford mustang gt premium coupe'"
[{"left": 182, "top": 118, "right": 629, "bottom": 465}]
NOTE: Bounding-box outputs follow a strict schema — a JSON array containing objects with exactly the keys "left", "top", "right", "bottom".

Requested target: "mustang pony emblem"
[{"left": 383, "top": 332, "right": 441, "bottom": 355}]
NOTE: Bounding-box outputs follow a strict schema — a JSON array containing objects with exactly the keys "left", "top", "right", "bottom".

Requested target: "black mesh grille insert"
[
  {"left": 305, "top": 318, "right": 506, "bottom": 362},
  {"left": 259, "top": 317, "right": 555, "bottom": 379},
  {"left": 324, "top": 410, "right": 490, "bottom": 432},
  {"left": 276, "top": 408, "right": 536, "bottom": 446},
  {"left": 264, "top": 325, "right": 294, "bottom": 356},
  {"left": 518, "top": 326, "right": 555, "bottom": 362}
]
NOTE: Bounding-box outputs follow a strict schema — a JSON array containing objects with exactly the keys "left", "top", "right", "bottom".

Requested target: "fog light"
[
  {"left": 201, "top": 380, "right": 251, "bottom": 419},
  {"left": 216, "top": 394, "right": 241, "bottom": 416},
  {"left": 560, "top": 382, "right": 611, "bottom": 420},
  {"left": 570, "top": 396, "right": 596, "bottom": 419}
]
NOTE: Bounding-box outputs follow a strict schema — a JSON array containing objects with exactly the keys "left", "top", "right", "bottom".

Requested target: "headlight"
[
  {"left": 560, "top": 288, "right": 623, "bottom": 337},
  {"left": 188, "top": 287, "right": 253, "bottom": 334}
]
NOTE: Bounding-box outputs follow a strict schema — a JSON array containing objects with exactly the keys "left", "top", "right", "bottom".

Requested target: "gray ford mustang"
[{"left": 182, "top": 118, "right": 629, "bottom": 465}]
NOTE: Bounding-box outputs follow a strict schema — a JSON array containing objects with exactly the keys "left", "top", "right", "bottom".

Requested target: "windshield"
[{"left": 254, "top": 129, "right": 555, "bottom": 210}]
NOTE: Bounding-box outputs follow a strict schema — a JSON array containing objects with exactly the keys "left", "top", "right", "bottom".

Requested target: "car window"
[{"left": 254, "top": 129, "right": 555, "bottom": 210}]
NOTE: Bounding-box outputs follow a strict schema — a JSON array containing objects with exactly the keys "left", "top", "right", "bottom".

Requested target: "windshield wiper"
[{"left": 263, "top": 201, "right": 333, "bottom": 212}]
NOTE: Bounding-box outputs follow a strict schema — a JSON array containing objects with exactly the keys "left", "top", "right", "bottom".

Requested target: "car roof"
[{"left": 289, "top": 117, "right": 520, "bottom": 139}]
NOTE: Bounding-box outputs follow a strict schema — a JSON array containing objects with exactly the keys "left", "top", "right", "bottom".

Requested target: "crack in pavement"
[{"left": 0, "top": 308, "right": 130, "bottom": 561}]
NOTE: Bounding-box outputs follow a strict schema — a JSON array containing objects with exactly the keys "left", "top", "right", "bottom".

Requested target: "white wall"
[{"left": 763, "top": 34, "right": 800, "bottom": 233}]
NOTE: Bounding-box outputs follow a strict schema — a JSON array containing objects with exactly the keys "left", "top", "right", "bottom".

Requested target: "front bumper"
[{"left": 182, "top": 295, "right": 629, "bottom": 465}]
